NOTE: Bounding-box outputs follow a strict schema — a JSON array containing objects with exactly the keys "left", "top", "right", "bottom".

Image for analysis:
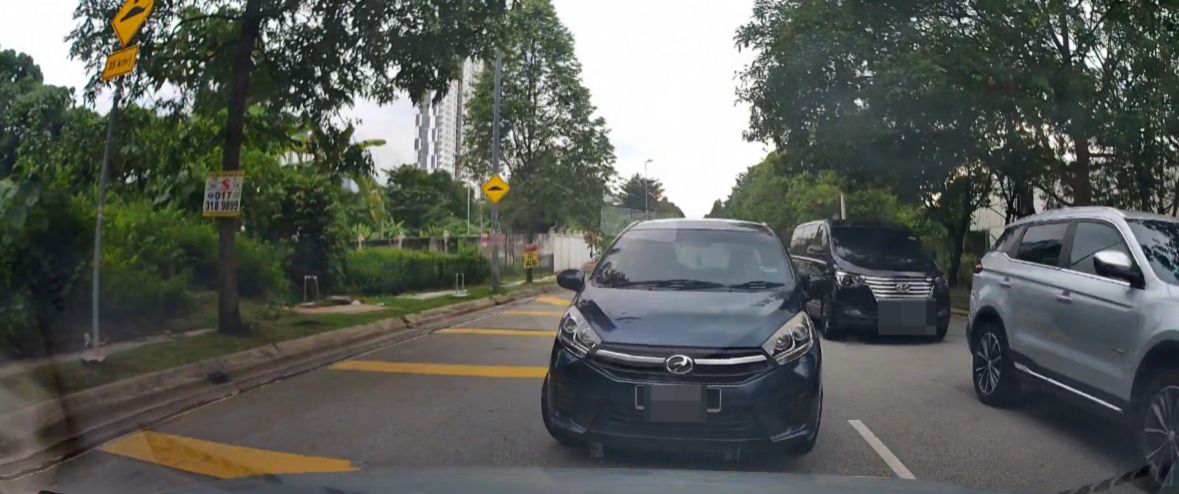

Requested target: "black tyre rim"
[
  {"left": 1143, "top": 385, "right": 1179, "bottom": 484},
  {"left": 974, "top": 332, "right": 1002, "bottom": 396}
]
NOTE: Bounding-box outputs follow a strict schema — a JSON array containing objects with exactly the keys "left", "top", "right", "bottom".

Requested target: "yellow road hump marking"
[
  {"left": 100, "top": 431, "right": 358, "bottom": 479},
  {"left": 331, "top": 361, "right": 547, "bottom": 378},
  {"left": 535, "top": 296, "right": 570, "bottom": 307},
  {"left": 502, "top": 310, "right": 565, "bottom": 317},
  {"left": 438, "top": 328, "right": 556, "bottom": 337}
]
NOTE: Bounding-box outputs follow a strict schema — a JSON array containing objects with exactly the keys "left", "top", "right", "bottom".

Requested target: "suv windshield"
[
  {"left": 830, "top": 226, "right": 933, "bottom": 269},
  {"left": 1128, "top": 219, "right": 1179, "bottom": 286},
  {"left": 592, "top": 227, "right": 794, "bottom": 290}
]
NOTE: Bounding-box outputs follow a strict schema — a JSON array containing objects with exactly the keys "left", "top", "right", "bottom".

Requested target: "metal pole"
[
  {"left": 644, "top": 159, "right": 652, "bottom": 220},
  {"left": 840, "top": 193, "right": 847, "bottom": 219},
  {"left": 91, "top": 78, "right": 125, "bottom": 359},
  {"left": 490, "top": 49, "right": 503, "bottom": 291},
  {"left": 466, "top": 185, "right": 471, "bottom": 236}
]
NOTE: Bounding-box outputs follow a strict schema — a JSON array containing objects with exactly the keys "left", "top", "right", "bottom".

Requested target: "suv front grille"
[{"left": 862, "top": 275, "right": 933, "bottom": 299}]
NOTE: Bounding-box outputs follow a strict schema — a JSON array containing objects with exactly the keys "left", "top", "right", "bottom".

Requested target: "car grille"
[
  {"left": 587, "top": 344, "right": 771, "bottom": 385},
  {"left": 862, "top": 275, "right": 933, "bottom": 299}
]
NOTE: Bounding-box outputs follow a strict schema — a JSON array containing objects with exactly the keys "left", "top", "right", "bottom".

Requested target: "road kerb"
[{"left": 951, "top": 308, "right": 969, "bottom": 317}]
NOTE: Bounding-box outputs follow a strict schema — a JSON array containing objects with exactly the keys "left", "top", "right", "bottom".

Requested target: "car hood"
[
  {"left": 575, "top": 286, "right": 802, "bottom": 348},
  {"left": 834, "top": 255, "right": 939, "bottom": 277},
  {"left": 160, "top": 467, "right": 1013, "bottom": 494}
]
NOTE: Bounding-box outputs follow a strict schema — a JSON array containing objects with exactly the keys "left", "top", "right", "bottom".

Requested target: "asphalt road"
[{"left": 3, "top": 293, "right": 1149, "bottom": 494}]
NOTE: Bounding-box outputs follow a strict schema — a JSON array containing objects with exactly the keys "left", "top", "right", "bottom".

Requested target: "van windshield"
[
  {"left": 830, "top": 226, "right": 935, "bottom": 271},
  {"left": 592, "top": 227, "right": 795, "bottom": 290}
]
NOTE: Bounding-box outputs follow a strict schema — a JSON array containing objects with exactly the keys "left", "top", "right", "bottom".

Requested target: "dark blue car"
[{"left": 541, "top": 219, "right": 823, "bottom": 457}]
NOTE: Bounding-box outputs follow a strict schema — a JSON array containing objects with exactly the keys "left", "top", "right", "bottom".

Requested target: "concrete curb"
[
  {"left": 0, "top": 284, "right": 561, "bottom": 479},
  {"left": 951, "top": 308, "right": 969, "bottom": 317}
]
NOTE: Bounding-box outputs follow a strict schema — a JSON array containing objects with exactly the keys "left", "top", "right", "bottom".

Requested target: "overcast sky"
[{"left": 0, "top": 0, "right": 769, "bottom": 218}]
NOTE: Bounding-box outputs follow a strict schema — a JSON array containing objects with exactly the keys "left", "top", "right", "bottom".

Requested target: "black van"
[{"left": 787, "top": 220, "right": 951, "bottom": 341}]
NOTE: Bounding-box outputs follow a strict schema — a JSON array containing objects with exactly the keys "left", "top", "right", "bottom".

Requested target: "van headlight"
[
  {"left": 761, "top": 312, "right": 815, "bottom": 364},
  {"left": 836, "top": 270, "right": 864, "bottom": 286},
  {"left": 558, "top": 306, "right": 601, "bottom": 358}
]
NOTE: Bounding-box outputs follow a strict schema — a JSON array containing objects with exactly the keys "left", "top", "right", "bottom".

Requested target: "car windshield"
[
  {"left": 1128, "top": 219, "right": 1179, "bottom": 286},
  {"left": 831, "top": 227, "right": 929, "bottom": 262},
  {"left": 592, "top": 227, "right": 794, "bottom": 290}
]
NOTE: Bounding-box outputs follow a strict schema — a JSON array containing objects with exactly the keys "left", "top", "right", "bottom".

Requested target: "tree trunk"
[
  {"left": 1070, "top": 137, "right": 1092, "bottom": 206},
  {"left": 217, "top": 0, "right": 263, "bottom": 335}
]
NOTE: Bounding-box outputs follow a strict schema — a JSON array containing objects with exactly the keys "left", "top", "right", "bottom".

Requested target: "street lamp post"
[{"left": 644, "top": 159, "right": 653, "bottom": 220}]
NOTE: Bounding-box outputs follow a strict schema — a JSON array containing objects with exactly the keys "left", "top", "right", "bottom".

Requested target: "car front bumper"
[
  {"left": 545, "top": 343, "right": 822, "bottom": 450},
  {"left": 833, "top": 285, "right": 951, "bottom": 334}
]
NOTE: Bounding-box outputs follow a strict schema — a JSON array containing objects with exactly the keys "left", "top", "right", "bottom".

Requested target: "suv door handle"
[
  {"left": 1056, "top": 292, "right": 1072, "bottom": 304},
  {"left": 999, "top": 277, "right": 1012, "bottom": 288}
]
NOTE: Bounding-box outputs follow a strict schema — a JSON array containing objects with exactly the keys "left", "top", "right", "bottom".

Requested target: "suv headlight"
[
  {"left": 836, "top": 270, "right": 864, "bottom": 286},
  {"left": 761, "top": 312, "right": 815, "bottom": 364},
  {"left": 932, "top": 275, "right": 948, "bottom": 289},
  {"left": 558, "top": 306, "right": 601, "bottom": 358}
]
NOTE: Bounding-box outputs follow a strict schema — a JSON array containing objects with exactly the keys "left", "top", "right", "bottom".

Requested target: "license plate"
[
  {"left": 878, "top": 298, "right": 935, "bottom": 336},
  {"left": 646, "top": 384, "right": 706, "bottom": 423}
]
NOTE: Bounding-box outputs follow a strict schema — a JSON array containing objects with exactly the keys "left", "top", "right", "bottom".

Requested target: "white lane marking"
[{"left": 848, "top": 419, "right": 916, "bottom": 480}]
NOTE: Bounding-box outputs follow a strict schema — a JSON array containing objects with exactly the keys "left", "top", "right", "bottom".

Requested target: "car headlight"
[
  {"left": 933, "top": 275, "right": 948, "bottom": 289},
  {"left": 836, "top": 270, "right": 864, "bottom": 286},
  {"left": 558, "top": 306, "right": 601, "bottom": 358},
  {"left": 761, "top": 312, "right": 815, "bottom": 365}
]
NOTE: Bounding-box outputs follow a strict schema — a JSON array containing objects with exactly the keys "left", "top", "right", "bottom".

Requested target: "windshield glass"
[
  {"left": 831, "top": 227, "right": 930, "bottom": 263},
  {"left": 1128, "top": 219, "right": 1179, "bottom": 286},
  {"left": 592, "top": 227, "right": 794, "bottom": 290}
]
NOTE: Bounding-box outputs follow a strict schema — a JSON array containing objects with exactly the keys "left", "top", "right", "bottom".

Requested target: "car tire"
[
  {"left": 541, "top": 376, "right": 579, "bottom": 447},
  {"left": 1134, "top": 368, "right": 1179, "bottom": 485},
  {"left": 932, "top": 321, "right": 949, "bottom": 342},
  {"left": 820, "top": 296, "right": 847, "bottom": 341},
  {"left": 971, "top": 322, "right": 1020, "bottom": 407}
]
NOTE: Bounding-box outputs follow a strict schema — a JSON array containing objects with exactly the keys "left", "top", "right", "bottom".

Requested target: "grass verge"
[{"left": 0, "top": 280, "right": 555, "bottom": 413}]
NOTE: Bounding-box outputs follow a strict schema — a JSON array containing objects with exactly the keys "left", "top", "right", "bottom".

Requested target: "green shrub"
[
  {"left": 345, "top": 248, "right": 490, "bottom": 296},
  {"left": 96, "top": 244, "right": 193, "bottom": 329}
]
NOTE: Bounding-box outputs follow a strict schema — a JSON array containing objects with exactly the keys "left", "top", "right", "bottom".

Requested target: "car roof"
[
  {"left": 628, "top": 218, "right": 771, "bottom": 232},
  {"left": 1008, "top": 206, "right": 1179, "bottom": 227}
]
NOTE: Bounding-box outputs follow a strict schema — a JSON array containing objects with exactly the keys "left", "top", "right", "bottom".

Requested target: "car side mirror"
[
  {"left": 1093, "top": 250, "right": 1145, "bottom": 288},
  {"left": 557, "top": 269, "right": 585, "bottom": 292},
  {"left": 806, "top": 245, "right": 825, "bottom": 256}
]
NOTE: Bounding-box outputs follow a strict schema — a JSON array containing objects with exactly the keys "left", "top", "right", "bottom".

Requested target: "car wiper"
[
  {"left": 727, "top": 280, "right": 786, "bottom": 290},
  {"left": 613, "top": 279, "right": 725, "bottom": 290}
]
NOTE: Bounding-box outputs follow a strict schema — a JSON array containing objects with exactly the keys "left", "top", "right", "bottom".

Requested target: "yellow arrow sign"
[
  {"left": 482, "top": 174, "right": 510, "bottom": 204},
  {"left": 102, "top": 45, "right": 140, "bottom": 81},
  {"left": 112, "top": 0, "right": 155, "bottom": 47}
]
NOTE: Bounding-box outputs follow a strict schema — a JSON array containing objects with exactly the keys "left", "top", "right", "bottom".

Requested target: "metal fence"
[{"left": 359, "top": 231, "right": 594, "bottom": 275}]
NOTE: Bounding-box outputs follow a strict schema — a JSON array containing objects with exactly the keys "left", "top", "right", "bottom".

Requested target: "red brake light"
[{"left": 973, "top": 262, "right": 984, "bottom": 274}]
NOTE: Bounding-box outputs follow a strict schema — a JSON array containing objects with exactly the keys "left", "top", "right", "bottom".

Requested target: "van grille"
[{"left": 862, "top": 275, "right": 933, "bottom": 299}]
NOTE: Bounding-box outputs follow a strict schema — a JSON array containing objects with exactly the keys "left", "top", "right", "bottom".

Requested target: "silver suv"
[{"left": 969, "top": 206, "right": 1179, "bottom": 479}]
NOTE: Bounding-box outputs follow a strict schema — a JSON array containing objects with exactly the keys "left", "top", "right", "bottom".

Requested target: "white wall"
[{"left": 545, "top": 233, "right": 594, "bottom": 271}]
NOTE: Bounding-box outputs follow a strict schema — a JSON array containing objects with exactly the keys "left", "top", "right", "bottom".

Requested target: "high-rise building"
[{"left": 414, "top": 59, "right": 483, "bottom": 179}]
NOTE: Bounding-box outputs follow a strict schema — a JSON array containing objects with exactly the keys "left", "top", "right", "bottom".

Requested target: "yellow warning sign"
[
  {"left": 482, "top": 174, "right": 510, "bottom": 204},
  {"left": 102, "top": 45, "right": 140, "bottom": 81},
  {"left": 112, "top": 0, "right": 155, "bottom": 47}
]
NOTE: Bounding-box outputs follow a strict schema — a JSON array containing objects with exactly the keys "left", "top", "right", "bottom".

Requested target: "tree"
[
  {"left": 736, "top": 0, "right": 1179, "bottom": 219},
  {"left": 618, "top": 173, "right": 661, "bottom": 211},
  {"left": 383, "top": 166, "right": 469, "bottom": 231},
  {"left": 705, "top": 200, "right": 726, "bottom": 219},
  {"left": 68, "top": 0, "right": 506, "bottom": 334},
  {"left": 462, "top": 0, "right": 615, "bottom": 234}
]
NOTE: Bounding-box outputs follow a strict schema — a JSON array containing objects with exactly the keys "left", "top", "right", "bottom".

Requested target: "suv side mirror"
[
  {"left": 557, "top": 269, "right": 585, "bottom": 292},
  {"left": 806, "top": 245, "right": 825, "bottom": 256},
  {"left": 1093, "top": 250, "right": 1145, "bottom": 288}
]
